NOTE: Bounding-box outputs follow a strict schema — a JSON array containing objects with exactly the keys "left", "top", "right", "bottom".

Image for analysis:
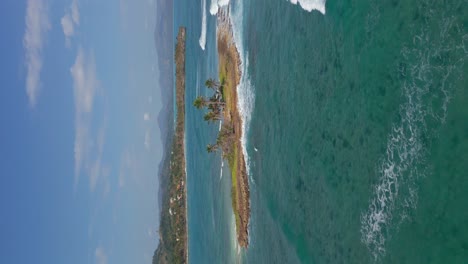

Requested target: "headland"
[{"left": 153, "top": 27, "right": 188, "bottom": 264}]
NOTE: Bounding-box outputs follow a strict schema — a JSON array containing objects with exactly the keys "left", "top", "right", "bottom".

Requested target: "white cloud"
[
  {"left": 118, "top": 149, "right": 136, "bottom": 188},
  {"left": 61, "top": 0, "right": 80, "bottom": 45},
  {"left": 61, "top": 14, "right": 74, "bottom": 37},
  {"left": 23, "top": 0, "right": 50, "bottom": 107},
  {"left": 89, "top": 125, "right": 106, "bottom": 192},
  {"left": 73, "top": 121, "right": 89, "bottom": 183},
  {"left": 71, "top": 48, "right": 97, "bottom": 113},
  {"left": 95, "top": 247, "right": 108, "bottom": 264},
  {"left": 144, "top": 130, "right": 151, "bottom": 150},
  {"left": 71, "top": 48, "right": 100, "bottom": 190},
  {"left": 143, "top": 112, "right": 150, "bottom": 121},
  {"left": 70, "top": 0, "right": 80, "bottom": 24},
  {"left": 147, "top": 227, "right": 155, "bottom": 238}
]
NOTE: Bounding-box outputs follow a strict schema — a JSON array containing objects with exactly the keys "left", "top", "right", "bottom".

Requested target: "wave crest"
[
  {"left": 210, "top": 0, "right": 230, "bottom": 15},
  {"left": 289, "top": 0, "right": 326, "bottom": 14}
]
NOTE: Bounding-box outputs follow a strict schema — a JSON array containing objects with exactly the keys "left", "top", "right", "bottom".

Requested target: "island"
[
  {"left": 193, "top": 10, "right": 250, "bottom": 248},
  {"left": 153, "top": 27, "right": 188, "bottom": 264}
]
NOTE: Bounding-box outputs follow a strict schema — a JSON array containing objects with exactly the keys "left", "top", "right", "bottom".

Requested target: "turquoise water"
[
  {"left": 175, "top": 1, "right": 238, "bottom": 263},
  {"left": 176, "top": 0, "right": 468, "bottom": 263}
]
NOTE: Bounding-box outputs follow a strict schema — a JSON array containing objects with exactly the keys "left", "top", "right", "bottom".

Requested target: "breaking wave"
[
  {"left": 360, "top": 11, "right": 467, "bottom": 261},
  {"left": 288, "top": 0, "right": 326, "bottom": 14},
  {"left": 210, "top": 0, "right": 230, "bottom": 15},
  {"left": 199, "top": 0, "right": 207, "bottom": 50},
  {"left": 220, "top": 160, "right": 224, "bottom": 180},
  {"left": 229, "top": 0, "right": 255, "bottom": 183}
]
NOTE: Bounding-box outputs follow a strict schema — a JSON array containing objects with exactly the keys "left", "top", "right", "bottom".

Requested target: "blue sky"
[{"left": 0, "top": 0, "right": 164, "bottom": 263}]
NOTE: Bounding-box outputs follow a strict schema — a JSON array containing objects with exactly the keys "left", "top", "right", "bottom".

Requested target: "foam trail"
[
  {"left": 199, "top": 0, "right": 207, "bottom": 50},
  {"left": 210, "top": 0, "right": 230, "bottom": 15},
  {"left": 229, "top": 0, "right": 255, "bottom": 184},
  {"left": 360, "top": 13, "right": 466, "bottom": 260},
  {"left": 220, "top": 160, "right": 224, "bottom": 179},
  {"left": 289, "top": 0, "right": 326, "bottom": 14},
  {"left": 219, "top": 120, "right": 223, "bottom": 180}
]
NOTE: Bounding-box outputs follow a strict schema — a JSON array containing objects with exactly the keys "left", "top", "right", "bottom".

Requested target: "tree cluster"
[{"left": 193, "top": 78, "right": 234, "bottom": 155}]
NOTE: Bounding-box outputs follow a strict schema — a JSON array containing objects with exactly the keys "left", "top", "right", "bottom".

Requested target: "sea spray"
[
  {"left": 199, "top": 0, "right": 207, "bottom": 50},
  {"left": 289, "top": 0, "right": 326, "bottom": 14},
  {"left": 210, "top": 0, "right": 230, "bottom": 15}
]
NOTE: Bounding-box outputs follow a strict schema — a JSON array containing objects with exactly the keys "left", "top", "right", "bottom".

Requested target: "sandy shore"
[{"left": 217, "top": 9, "right": 250, "bottom": 248}]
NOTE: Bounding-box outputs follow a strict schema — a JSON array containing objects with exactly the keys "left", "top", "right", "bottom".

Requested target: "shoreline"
[
  {"left": 217, "top": 9, "right": 250, "bottom": 248},
  {"left": 153, "top": 27, "right": 188, "bottom": 264}
]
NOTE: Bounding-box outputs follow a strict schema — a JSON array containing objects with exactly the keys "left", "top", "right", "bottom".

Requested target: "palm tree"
[
  {"left": 205, "top": 78, "right": 220, "bottom": 90},
  {"left": 204, "top": 111, "right": 222, "bottom": 123},
  {"left": 206, "top": 144, "right": 218, "bottom": 153},
  {"left": 193, "top": 96, "right": 205, "bottom": 109},
  {"left": 194, "top": 95, "right": 225, "bottom": 109}
]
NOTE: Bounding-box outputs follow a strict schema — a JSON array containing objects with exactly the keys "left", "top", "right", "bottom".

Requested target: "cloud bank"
[
  {"left": 23, "top": 0, "right": 50, "bottom": 107},
  {"left": 61, "top": 0, "right": 80, "bottom": 45},
  {"left": 70, "top": 48, "right": 100, "bottom": 190}
]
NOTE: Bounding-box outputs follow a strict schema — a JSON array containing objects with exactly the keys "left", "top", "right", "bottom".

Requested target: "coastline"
[
  {"left": 153, "top": 27, "right": 188, "bottom": 264},
  {"left": 217, "top": 9, "right": 250, "bottom": 248},
  {"left": 179, "top": 27, "right": 189, "bottom": 264}
]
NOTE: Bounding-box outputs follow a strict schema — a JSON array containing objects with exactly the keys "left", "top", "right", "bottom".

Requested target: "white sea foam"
[
  {"left": 360, "top": 105, "right": 424, "bottom": 259},
  {"left": 199, "top": 0, "right": 207, "bottom": 50},
  {"left": 210, "top": 0, "right": 229, "bottom": 15},
  {"left": 289, "top": 0, "right": 326, "bottom": 14},
  {"left": 360, "top": 14, "right": 466, "bottom": 259},
  {"left": 219, "top": 120, "right": 224, "bottom": 180},
  {"left": 209, "top": 1, "right": 219, "bottom": 15},
  {"left": 229, "top": 0, "right": 256, "bottom": 184},
  {"left": 220, "top": 160, "right": 224, "bottom": 180}
]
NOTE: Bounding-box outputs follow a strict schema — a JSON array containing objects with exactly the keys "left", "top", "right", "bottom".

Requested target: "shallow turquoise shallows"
[{"left": 176, "top": 0, "right": 468, "bottom": 263}]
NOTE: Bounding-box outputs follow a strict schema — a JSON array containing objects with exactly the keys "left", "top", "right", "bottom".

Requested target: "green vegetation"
[
  {"left": 194, "top": 75, "right": 242, "bottom": 242},
  {"left": 192, "top": 18, "right": 250, "bottom": 247},
  {"left": 193, "top": 77, "right": 235, "bottom": 158},
  {"left": 153, "top": 27, "right": 187, "bottom": 264}
]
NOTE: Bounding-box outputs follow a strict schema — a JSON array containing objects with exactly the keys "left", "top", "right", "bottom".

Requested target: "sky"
[{"left": 0, "top": 0, "right": 164, "bottom": 263}]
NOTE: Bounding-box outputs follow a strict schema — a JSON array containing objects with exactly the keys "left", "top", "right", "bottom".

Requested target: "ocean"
[{"left": 175, "top": 0, "right": 468, "bottom": 263}]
